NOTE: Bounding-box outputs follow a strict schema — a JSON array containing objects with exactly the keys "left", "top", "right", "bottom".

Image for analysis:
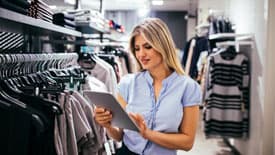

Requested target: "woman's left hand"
[{"left": 129, "top": 113, "right": 150, "bottom": 139}]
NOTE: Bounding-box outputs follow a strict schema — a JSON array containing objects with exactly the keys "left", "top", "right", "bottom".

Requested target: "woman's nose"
[{"left": 138, "top": 48, "right": 146, "bottom": 57}]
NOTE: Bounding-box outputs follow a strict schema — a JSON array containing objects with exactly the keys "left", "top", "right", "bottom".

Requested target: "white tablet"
[{"left": 83, "top": 91, "right": 140, "bottom": 132}]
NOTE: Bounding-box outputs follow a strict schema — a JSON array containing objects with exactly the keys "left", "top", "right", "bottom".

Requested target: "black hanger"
[
  {"left": 0, "top": 79, "right": 62, "bottom": 115},
  {"left": 220, "top": 46, "right": 237, "bottom": 60},
  {"left": 78, "top": 53, "right": 96, "bottom": 70}
]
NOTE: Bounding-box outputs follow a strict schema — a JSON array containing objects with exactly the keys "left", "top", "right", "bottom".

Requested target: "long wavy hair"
[{"left": 129, "top": 18, "right": 184, "bottom": 75}]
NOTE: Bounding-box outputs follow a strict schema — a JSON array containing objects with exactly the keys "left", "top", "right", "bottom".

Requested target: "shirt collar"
[{"left": 144, "top": 70, "right": 178, "bottom": 86}]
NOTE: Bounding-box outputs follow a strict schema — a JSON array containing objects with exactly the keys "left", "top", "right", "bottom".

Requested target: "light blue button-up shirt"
[{"left": 117, "top": 71, "right": 201, "bottom": 155}]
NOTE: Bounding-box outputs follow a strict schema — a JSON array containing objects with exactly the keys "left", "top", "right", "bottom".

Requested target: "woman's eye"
[
  {"left": 144, "top": 45, "right": 152, "bottom": 49},
  {"left": 134, "top": 47, "right": 140, "bottom": 51}
]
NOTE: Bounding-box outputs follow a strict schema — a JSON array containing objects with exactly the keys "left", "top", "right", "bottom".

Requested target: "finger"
[
  {"left": 95, "top": 107, "right": 105, "bottom": 113},
  {"left": 100, "top": 117, "right": 113, "bottom": 124},
  {"left": 96, "top": 114, "right": 112, "bottom": 121},
  {"left": 136, "top": 114, "right": 144, "bottom": 121},
  {"left": 128, "top": 112, "right": 137, "bottom": 120},
  {"left": 95, "top": 110, "right": 111, "bottom": 117},
  {"left": 135, "top": 114, "right": 145, "bottom": 126}
]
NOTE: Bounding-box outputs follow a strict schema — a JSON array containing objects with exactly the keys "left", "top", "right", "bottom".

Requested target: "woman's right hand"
[{"left": 94, "top": 107, "right": 113, "bottom": 129}]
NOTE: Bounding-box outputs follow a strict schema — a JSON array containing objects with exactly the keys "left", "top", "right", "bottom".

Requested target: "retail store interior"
[{"left": 0, "top": 0, "right": 274, "bottom": 155}]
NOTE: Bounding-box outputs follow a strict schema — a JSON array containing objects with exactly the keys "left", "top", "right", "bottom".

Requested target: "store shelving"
[
  {"left": 0, "top": 7, "right": 82, "bottom": 37},
  {"left": 76, "top": 22, "right": 110, "bottom": 34}
]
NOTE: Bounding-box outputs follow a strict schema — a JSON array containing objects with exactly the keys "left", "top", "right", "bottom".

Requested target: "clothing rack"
[{"left": 0, "top": 53, "right": 78, "bottom": 79}]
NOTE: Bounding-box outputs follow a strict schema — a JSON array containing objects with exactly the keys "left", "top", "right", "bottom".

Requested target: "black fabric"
[
  {"left": 115, "top": 143, "right": 138, "bottom": 155},
  {"left": 122, "top": 51, "right": 130, "bottom": 73},
  {"left": 0, "top": 96, "right": 42, "bottom": 155},
  {"left": 53, "top": 19, "right": 76, "bottom": 28},
  {"left": 5, "top": 104, "right": 32, "bottom": 155},
  {"left": 53, "top": 12, "right": 75, "bottom": 21},
  {"left": 181, "top": 37, "right": 193, "bottom": 69},
  {"left": 0, "top": 0, "right": 28, "bottom": 15},
  {"left": 10, "top": 0, "right": 30, "bottom": 9},
  {"left": 209, "top": 18, "right": 234, "bottom": 35},
  {"left": 181, "top": 36, "right": 209, "bottom": 79},
  {"left": 0, "top": 81, "right": 59, "bottom": 155},
  {"left": 26, "top": 99, "right": 57, "bottom": 155},
  {"left": 189, "top": 36, "right": 209, "bottom": 78}
]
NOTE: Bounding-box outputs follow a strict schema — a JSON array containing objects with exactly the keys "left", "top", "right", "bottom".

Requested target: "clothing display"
[
  {"left": 208, "top": 16, "right": 234, "bottom": 35},
  {"left": 28, "top": 0, "right": 53, "bottom": 23},
  {"left": 68, "top": 9, "right": 109, "bottom": 31},
  {"left": 203, "top": 47, "right": 250, "bottom": 138},
  {"left": 0, "top": 53, "right": 123, "bottom": 155},
  {"left": 53, "top": 12, "right": 76, "bottom": 30},
  {"left": 1, "top": 0, "right": 260, "bottom": 154}
]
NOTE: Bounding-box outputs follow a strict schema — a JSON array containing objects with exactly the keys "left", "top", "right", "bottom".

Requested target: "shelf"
[
  {"left": 76, "top": 22, "right": 110, "bottom": 34},
  {"left": 209, "top": 33, "right": 253, "bottom": 40},
  {"left": 103, "top": 29, "right": 125, "bottom": 42},
  {"left": 0, "top": 7, "right": 82, "bottom": 37},
  {"left": 216, "top": 41, "right": 253, "bottom": 47}
]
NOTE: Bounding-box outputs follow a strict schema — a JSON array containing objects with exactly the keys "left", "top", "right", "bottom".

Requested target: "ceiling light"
[{"left": 152, "top": 0, "right": 163, "bottom": 6}]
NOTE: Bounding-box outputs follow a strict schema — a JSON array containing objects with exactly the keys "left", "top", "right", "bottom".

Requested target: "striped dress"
[{"left": 204, "top": 51, "right": 249, "bottom": 139}]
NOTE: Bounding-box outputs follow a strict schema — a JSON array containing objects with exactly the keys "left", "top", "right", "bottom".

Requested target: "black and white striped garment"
[
  {"left": 0, "top": 32, "right": 24, "bottom": 52},
  {"left": 203, "top": 50, "right": 249, "bottom": 139}
]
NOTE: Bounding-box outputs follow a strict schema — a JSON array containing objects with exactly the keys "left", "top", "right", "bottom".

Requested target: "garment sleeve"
[
  {"left": 117, "top": 74, "right": 133, "bottom": 102},
  {"left": 181, "top": 78, "right": 202, "bottom": 107}
]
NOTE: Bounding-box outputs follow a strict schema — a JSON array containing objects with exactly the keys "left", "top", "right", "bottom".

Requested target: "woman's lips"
[{"left": 140, "top": 59, "right": 150, "bottom": 65}]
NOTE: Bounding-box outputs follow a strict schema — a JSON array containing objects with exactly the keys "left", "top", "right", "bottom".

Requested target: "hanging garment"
[
  {"left": 0, "top": 32, "right": 24, "bottom": 52},
  {"left": 185, "top": 39, "right": 196, "bottom": 75},
  {"left": 182, "top": 36, "right": 209, "bottom": 79},
  {"left": 204, "top": 50, "right": 249, "bottom": 138},
  {"left": 90, "top": 56, "right": 118, "bottom": 95},
  {"left": 0, "top": 82, "right": 61, "bottom": 155}
]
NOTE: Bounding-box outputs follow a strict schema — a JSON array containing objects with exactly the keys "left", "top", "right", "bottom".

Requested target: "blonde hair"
[{"left": 129, "top": 18, "right": 185, "bottom": 75}]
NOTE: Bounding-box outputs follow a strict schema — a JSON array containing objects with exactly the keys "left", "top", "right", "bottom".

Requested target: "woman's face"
[{"left": 134, "top": 34, "right": 164, "bottom": 72}]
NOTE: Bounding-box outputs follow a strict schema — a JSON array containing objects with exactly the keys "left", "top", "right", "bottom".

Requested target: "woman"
[{"left": 94, "top": 18, "right": 201, "bottom": 155}]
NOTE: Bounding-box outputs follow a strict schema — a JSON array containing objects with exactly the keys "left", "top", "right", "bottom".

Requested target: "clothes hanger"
[
  {"left": 1, "top": 78, "right": 63, "bottom": 115},
  {"left": 220, "top": 45, "right": 237, "bottom": 60}
]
